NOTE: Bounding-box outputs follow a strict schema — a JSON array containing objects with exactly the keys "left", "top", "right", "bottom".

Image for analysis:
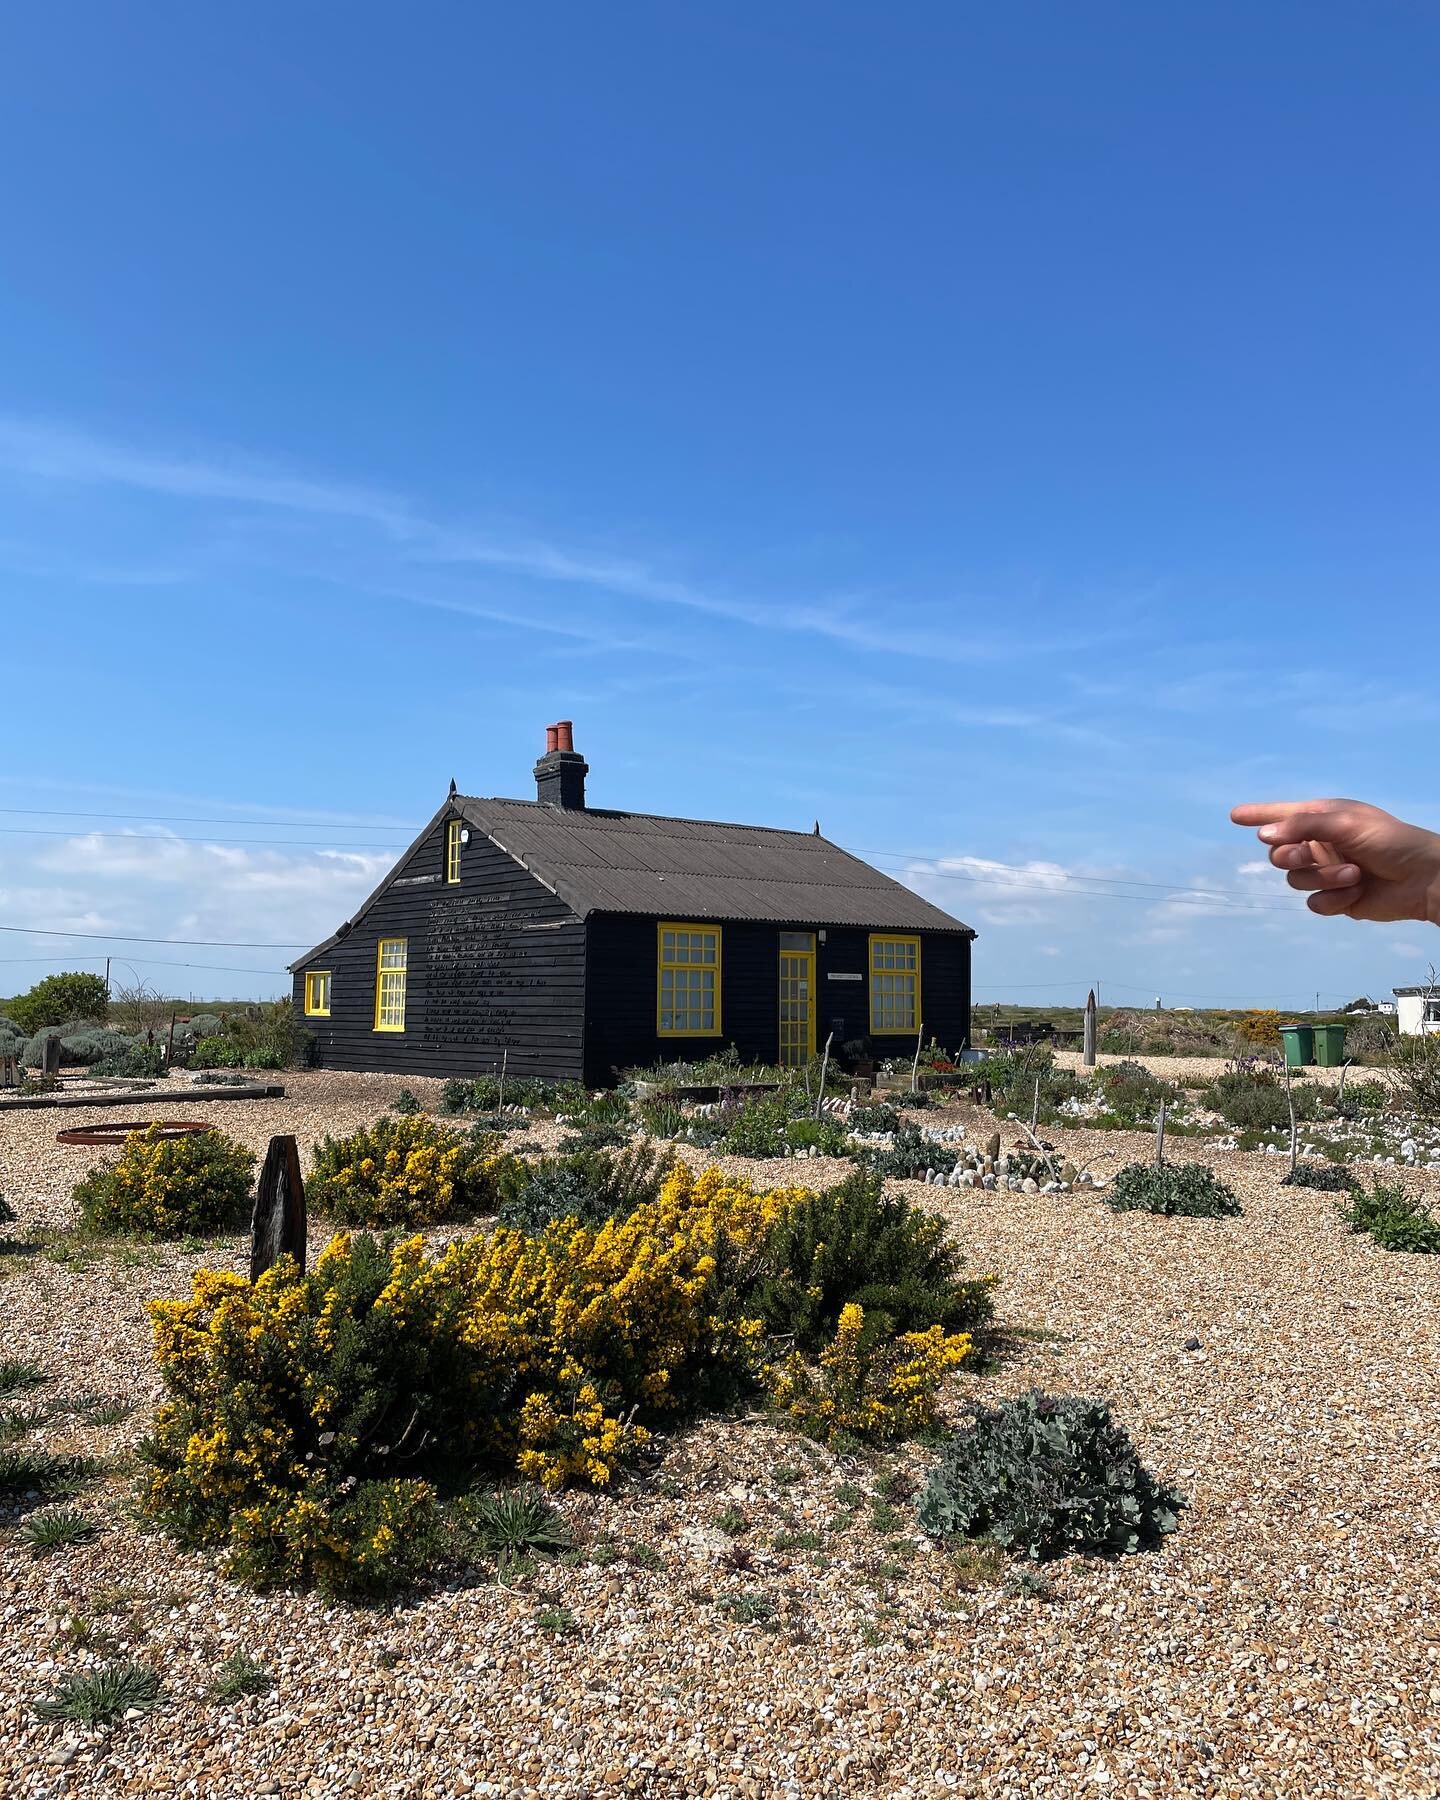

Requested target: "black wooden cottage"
[{"left": 290, "top": 724, "right": 975, "bottom": 1084}]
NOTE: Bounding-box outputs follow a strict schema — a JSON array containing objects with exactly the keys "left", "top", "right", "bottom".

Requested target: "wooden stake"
[
  {"left": 1030, "top": 1076, "right": 1040, "bottom": 1133},
  {"left": 910, "top": 1024, "right": 925, "bottom": 1094},
  {"left": 1154, "top": 1097, "right": 1167, "bottom": 1170},
  {"left": 813, "top": 1031, "right": 834, "bottom": 1120},
  {"left": 250, "top": 1135, "right": 307, "bottom": 1282},
  {"left": 1284, "top": 1062, "right": 1298, "bottom": 1178},
  {"left": 1083, "top": 988, "right": 1097, "bottom": 1068}
]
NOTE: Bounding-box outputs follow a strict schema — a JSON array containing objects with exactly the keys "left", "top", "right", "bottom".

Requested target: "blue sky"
[{"left": 2, "top": 4, "right": 1437, "bottom": 1011}]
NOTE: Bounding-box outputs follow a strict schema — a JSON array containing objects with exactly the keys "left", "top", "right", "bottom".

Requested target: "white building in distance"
[{"left": 1393, "top": 986, "right": 1440, "bottom": 1036}]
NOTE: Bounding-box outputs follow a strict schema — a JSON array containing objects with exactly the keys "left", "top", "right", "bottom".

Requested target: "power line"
[
  {"left": 0, "top": 827, "right": 401, "bottom": 850},
  {"left": 0, "top": 923, "right": 307, "bottom": 948},
  {"left": 0, "top": 954, "right": 289, "bottom": 976},
  {"left": 0, "top": 805, "right": 414, "bottom": 832}
]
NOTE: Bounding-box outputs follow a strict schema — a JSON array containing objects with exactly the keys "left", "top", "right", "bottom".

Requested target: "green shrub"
[
  {"left": 243, "top": 1047, "right": 284, "bottom": 1071},
  {"left": 1280, "top": 1161, "right": 1358, "bottom": 1193},
  {"left": 860, "top": 1127, "right": 960, "bottom": 1181},
  {"left": 1098, "top": 1060, "right": 1178, "bottom": 1124},
  {"left": 1340, "top": 1181, "right": 1440, "bottom": 1254},
  {"left": 91, "top": 1043, "right": 165, "bottom": 1079},
  {"left": 495, "top": 1142, "right": 675, "bottom": 1231},
  {"left": 20, "top": 1027, "right": 64, "bottom": 1069},
  {"left": 185, "top": 1014, "right": 224, "bottom": 1038},
  {"left": 783, "top": 1117, "right": 853, "bottom": 1157},
  {"left": 1202, "top": 1067, "right": 1323, "bottom": 1131},
  {"left": 191, "top": 1034, "right": 245, "bottom": 1069},
  {"left": 848, "top": 1101, "right": 901, "bottom": 1135},
  {"left": 1106, "top": 1161, "right": 1242, "bottom": 1218},
  {"left": 916, "top": 1391, "right": 1185, "bottom": 1559},
  {"left": 557, "top": 1122, "right": 630, "bottom": 1153},
  {"left": 22, "top": 1508, "right": 99, "bottom": 1555},
  {"left": 0, "top": 1446, "right": 98, "bottom": 1500},
  {"left": 8, "top": 972, "right": 109, "bottom": 1036},
  {"left": 637, "top": 1097, "right": 688, "bottom": 1138},
  {"left": 745, "top": 1169, "right": 993, "bottom": 1354},
  {"left": 308, "top": 1114, "right": 499, "bottom": 1226},
  {"left": 439, "top": 1075, "right": 588, "bottom": 1116},
  {"left": 893, "top": 1088, "right": 935, "bottom": 1110},
  {"left": 392, "top": 1087, "right": 422, "bottom": 1115},
  {"left": 73, "top": 1123, "right": 255, "bottom": 1237},
  {"left": 59, "top": 1029, "right": 134, "bottom": 1066}
]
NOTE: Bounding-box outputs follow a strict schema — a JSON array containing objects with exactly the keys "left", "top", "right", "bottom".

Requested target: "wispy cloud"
[{"left": 0, "top": 414, "right": 1137, "bottom": 667}]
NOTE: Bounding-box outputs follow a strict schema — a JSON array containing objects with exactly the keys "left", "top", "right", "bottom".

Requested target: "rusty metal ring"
[{"left": 55, "top": 1120, "right": 218, "bottom": 1147}]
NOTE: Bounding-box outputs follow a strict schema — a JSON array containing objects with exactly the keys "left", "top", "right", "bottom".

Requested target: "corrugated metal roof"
[{"left": 455, "top": 797, "right": 972, "bottom": 933}]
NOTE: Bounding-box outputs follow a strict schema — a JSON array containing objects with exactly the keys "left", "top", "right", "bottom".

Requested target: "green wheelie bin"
[
  {"left": 1313, "top": 1023, "right": 1348, "bottom": 1067},
  {"left": 1279, "top": 1023, "right": 1315, "bottom": 1067}
]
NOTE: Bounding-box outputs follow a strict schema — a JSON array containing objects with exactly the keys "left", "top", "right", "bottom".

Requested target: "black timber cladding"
[{"left": 291, "top": 811, "right": 585, "bottom": 1080}]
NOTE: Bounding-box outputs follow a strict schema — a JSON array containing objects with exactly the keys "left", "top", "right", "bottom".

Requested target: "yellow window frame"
[
  {"left": 303, "top": 970, "right": 332, "bottom": 1018},
  {"left": 446, "top": 819, "right": 463, "bottom": 884},
  {"left": 869, "top": 933, "right": 921, "bottom": 1035},
  {"left": 656, "top": 921, "right": 722, "bottom": 1037},
  {"left": 373, "top": 937, "right": 408, "bottom": 1032}
]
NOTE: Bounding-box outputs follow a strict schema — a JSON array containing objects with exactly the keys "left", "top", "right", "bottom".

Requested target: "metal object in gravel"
[{"left": 54, "top": 1119, "right": 218, "bottom": 1147}]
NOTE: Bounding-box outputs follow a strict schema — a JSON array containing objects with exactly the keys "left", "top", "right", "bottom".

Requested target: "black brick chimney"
[{"left": 534, "top": 720, "right": 588, "bottom": 810}]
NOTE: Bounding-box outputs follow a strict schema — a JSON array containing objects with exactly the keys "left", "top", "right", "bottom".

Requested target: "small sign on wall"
[{"left": 827, "top": 972, "right": 863, "bottom": 981}]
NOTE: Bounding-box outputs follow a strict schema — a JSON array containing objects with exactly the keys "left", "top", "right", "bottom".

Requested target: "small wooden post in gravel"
[
  {"left": 40, "top": 1034, "right": 61, "bottom": 1079},
  {"left": 812, "top": 1031, "right": 835, "bottom": 1120},
  {"left": 1154, "top": 1096, "right": 1167, "bottom": 1170},
  {"left": 250, "top": 1134, "right": 307, "bottom": 1282},
  {"left": 1083, "top": 989, "right": 1098, "bottom": 1068}
]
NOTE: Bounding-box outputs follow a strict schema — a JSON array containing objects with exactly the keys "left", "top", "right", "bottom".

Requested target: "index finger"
[{"left": 1230, "top": 799, "right": 1337, "bottom": 826}]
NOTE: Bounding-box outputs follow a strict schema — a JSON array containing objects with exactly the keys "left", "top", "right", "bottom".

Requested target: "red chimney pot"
[
  {"left": 554, "top": 720, "right": 574, "bottom": 752},
  {"left": 545, "top": 725, "right": 559, "bottom": 753}
]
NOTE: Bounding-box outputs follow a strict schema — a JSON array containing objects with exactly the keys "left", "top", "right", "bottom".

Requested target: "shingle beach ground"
[{"left": 2, "top": 1065, "right": 1438, "bottom": 1799}]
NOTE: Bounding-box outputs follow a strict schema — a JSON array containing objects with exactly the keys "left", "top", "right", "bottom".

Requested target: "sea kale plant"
[
  {"left": 1106, "top": 1160, "right": 1242, "bottom": 1218},
  {"left": 916, "top": 1390, "right": 1185, "bottom": 1559}
]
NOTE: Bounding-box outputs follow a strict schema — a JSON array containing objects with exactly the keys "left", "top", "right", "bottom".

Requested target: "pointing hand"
[{"left": 1230, "top": 798, "right": 1440, "bottom": 925}]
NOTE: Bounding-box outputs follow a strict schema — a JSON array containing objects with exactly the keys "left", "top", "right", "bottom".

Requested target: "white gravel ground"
[{"left": 2, "top": 1068, "right": 1438, "bottom": 1798}]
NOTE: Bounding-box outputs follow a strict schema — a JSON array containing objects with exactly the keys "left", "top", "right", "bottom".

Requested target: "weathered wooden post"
[
  {"left": 1284, "top": 1063, "right": 1299, "bottom": 1179},
  {"left": 1083, "top": 989, "right": 1097, "bottom": 1068},
  {"left": 812, "top": 1031, "right": 835, "bottom": 1120},
  {"left": 910, "top": 1024, "right": 925, "bottom": 1093},
  {"left": 0, "top": 1053, "right": 17, "bottom": 1090},
  {"left": 40, "top": 1033, "right": 62, "bottom": 1079},
  {"left": 250, "top": 1134, "right": 307, "bottom": 1282},
  {"left": 1154, "top": 1096, "right": 1167, "bottom": 1170}
]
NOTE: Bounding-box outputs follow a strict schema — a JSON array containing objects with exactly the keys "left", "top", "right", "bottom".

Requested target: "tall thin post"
[
  {"left": 1030, "top": 1076, "right": 1040, "bottom": 1133},
  {"left": 1154, "top": 1096, "right": 1167, "bottom": 1170},
  {"left": 498, "top": 1047, "right": 508, "bottom": 1110},
  {"left": 910, "top": 1023, "right": 925, "bottom": 1094},
  {"left": 812, "top": 1031, "right": 834, "bottom": 1120},
  {"left": 1284, "top": 1062, "right": 1298, "bottom": 1178},
  {"left": 250, "top": 1135, "right": 307, "bottom": 1281},
  {"left": 1083, "top": 988, "right": 1097, "bottom": 1068}
]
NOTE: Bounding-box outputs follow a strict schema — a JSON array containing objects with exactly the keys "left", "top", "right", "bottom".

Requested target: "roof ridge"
[{"left": 456, "top": 794, "right": 856, "bottom": 842}]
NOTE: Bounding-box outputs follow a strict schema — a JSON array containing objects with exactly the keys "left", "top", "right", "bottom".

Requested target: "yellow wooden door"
[{"left": 778, "top": 934, "right": 816, "bottom": 1066}]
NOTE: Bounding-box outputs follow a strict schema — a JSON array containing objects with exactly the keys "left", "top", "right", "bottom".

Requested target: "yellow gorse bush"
[
  {"left": 307, "top": 1112, "right": 503, "bottom": 1225},
  {"left": 141, "top": 1160, "right": 979, "bottom": 1595},
  {"left": 767, "top": 1301, "right": 972, "bottom": 1444},
  {"left": 72, "top": 1122, "right": 254, "bottom": 1237}
]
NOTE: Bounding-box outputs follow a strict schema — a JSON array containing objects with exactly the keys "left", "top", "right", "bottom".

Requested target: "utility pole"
[{"left": 104, "top": 957, "right": 111, "bottom": 998}]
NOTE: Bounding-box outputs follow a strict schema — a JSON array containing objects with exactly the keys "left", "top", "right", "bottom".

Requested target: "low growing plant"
[
  {"left": 495, "top": 1142, "right": 676, "bottom": 1231},
  {"left": 22, "top": 1508, "right": 100, "bottom": 1555},
  {"left": 73, "top": 1124, "right": 254, "bottom": 1237},
  {"left": 207, "top": 1651, "right": 273, "bottom": 1703},
  {"left": 1106, "top": 1161, "right": 1242, "bottom": 1218},
  {"left": 462, "top": 1487, "right": 574, "bottom": 1563},
  {"left": 916, "top": 1391, "right": 1185, "bottom": 1559},
  {"left": 1280, "top": 1161, "right": 1358, "bottom": 1193},
  {"left": 1340, "top": 1181, "right": 1440, "bottom": 1254},
  {"left": 768, "top": 1302, "right": 971, "bottom": 1445},
  {"left": 848, "top": 1101, "right": 901, "bottom": 1135},
  {"left": 34, "top": 1663, "right": 161, "bottom": 1724}
]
